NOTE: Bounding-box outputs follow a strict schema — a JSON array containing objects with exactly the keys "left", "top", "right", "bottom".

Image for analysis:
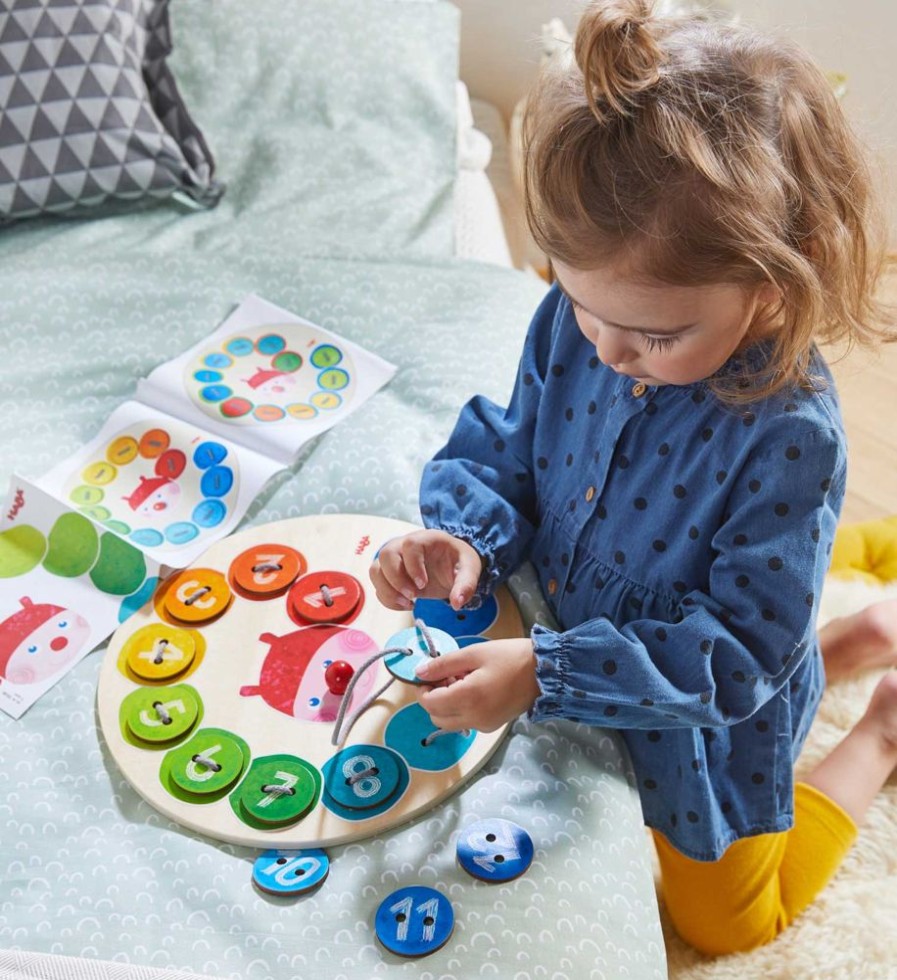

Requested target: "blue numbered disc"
[
  {"left": 203, "top": 353, "right": 232, "bottom": 369},
  {"left": 256, "top": 333, "right": 287, "bottom": 355},
  {"left": 322, "top": 744, "right": 403, "bottom": 810},
  {"left": 456, "top": 818, "right": 535, "bottom": 883},
  {"left": 384, "top": 702, "right": 476, "bottom": 771},
  {"left": 383, "top": 625, "right": 458, "bottom": 684},
  {"left": 200, "top": 465, "right": 234, "bottom": 497},
  {"left": 375, "top": 886, "right": 454, "bottom": 958},
  {"left": 412, "top": 595, "right": 499, "bottom": 638},
  {"left": 193, "top": 442, "right": 228, "bottom": 469},
  {"left": 252, "top": 848, "right": 329, "bottom": 896},
  {"left": 199, "top": 384, "right": 232, "bottom": 403}
]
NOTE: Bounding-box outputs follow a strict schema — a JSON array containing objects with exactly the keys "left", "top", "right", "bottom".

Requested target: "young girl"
[{"left": 370, "top": 0, "right": 895, "bottom": 956}]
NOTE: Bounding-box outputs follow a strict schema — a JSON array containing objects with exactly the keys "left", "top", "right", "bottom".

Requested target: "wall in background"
[{"left": 452, "top": 0, "right": 897, "bottom": 247}]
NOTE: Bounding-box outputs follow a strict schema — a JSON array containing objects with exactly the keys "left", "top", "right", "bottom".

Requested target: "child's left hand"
[{"left": 414, "top": 638, "right": 541, "bottom": 733}]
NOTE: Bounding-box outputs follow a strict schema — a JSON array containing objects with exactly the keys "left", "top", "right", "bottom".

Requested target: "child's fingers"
[
  {"left": 368, "top": 559, "right": 414, "bottom": 609},
  {"left": 415, "top": 648, "right": 477, "bottom": 684},
  {"left": 373, "top": 547, "right": 420, "bottom": 604},
  {"left": 400, "top": 537, "right": 432, "bottom": 593},
  {"left": 418, "top": 683, "right": 468, "bottom": 730},
  {"left": 449, "top": 547, "right": 483, "bottom": 610}
]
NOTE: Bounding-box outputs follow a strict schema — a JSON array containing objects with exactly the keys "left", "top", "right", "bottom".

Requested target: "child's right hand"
[{"left": 369, "top": 529, "right": 483, "bottom": 612}]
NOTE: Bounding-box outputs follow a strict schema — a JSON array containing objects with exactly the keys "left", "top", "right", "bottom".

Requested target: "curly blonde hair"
[{"left": 523, "top": 0, "right": 893, "bottom": 403}]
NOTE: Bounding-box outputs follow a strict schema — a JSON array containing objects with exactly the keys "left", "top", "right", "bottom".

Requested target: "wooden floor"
[{"left": 824, "top": 266, "right": 897, "bottom": 524}]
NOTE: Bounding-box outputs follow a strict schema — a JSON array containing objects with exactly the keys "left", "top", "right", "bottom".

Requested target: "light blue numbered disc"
[
  {"left": 192, "top": 498, "right": 227, "bottom": 528},
  {"left": 165, "top": 522, "right": 199, "bottom": 545},
  {"left": 323, "top": 744, "right": 403, "bottom": 810},
  {"left": 375, "top": 886, "right": 454, "bottom": 958},
  {"left": 226, "top": 337, "right": 256, "bottom": 357},
  {"left": 130, "top": 528, "right": 164, "bottom": 547},
  {"left": 252, "top": 848, "right": 329, "bottom": 896},
  {"left": 383, "top": 625, "right": 458, "bottom": 684},
  {"left": 456, "top": 818, "right": 535, "bottom": 883}
]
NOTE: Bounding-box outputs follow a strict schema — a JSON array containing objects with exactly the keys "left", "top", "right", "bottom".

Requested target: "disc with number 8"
[{"left": 323, "top": 744, "right": 403, "bottom": 811}]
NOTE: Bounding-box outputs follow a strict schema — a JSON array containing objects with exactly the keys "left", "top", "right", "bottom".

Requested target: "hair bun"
[{"left": 574, "top": 0, "right": 663, "bottom": 121}]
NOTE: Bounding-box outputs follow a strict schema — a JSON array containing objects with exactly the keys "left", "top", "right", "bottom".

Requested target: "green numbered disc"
[
  {"left": 238, "top": 757, "right": 319, "bottom": 826},
  {"left": 122, "top": 684, "right": 202, "bottom": 744},
  {"left": 167, "top": 730, "right": 246, "bottom": 795}
]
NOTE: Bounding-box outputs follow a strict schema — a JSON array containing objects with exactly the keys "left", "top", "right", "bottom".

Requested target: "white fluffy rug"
[{"left": 661, "top": 576, "right": 897, "bottom": 980}]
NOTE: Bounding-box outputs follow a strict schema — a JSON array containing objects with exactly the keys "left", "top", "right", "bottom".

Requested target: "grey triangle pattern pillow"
[{"left": 0, "top": 0, "right": 223, "bottom": 220}]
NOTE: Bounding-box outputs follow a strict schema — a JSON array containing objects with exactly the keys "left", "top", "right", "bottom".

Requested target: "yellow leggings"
[{"left": 653, "top": 782, "right": 857, "bottom": 956}]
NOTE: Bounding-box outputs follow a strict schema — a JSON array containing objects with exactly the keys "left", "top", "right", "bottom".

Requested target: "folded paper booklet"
[{"left": 0, "top": 295, "right": 396, "bottom": 717}]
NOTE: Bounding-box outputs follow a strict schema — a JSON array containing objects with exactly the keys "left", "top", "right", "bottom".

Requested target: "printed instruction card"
[{"left": 0, "top": 295, "right": 396, "bottom": 716}]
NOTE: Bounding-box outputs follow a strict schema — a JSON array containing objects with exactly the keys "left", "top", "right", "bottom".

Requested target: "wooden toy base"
[{"left": 97, "top": 514, "right": 524, "bottom": 848}]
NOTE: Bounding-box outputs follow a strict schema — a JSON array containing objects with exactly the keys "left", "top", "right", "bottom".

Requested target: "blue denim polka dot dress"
[{"left": 420, "top": 286, "right": 846, "bottom": 861}]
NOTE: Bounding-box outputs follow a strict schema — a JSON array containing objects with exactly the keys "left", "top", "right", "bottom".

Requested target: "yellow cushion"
[{"left": 830, "top": 515, "right": 897, "bottom": 584}]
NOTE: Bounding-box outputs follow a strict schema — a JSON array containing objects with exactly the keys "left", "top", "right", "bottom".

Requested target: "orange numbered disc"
[
  {"left": 162, "top": 569, "right": 233, "bottom": 624},
  {"left": 288, "top": 571, "right": 362, "bottom": 624},
  {"left": 229, "top": 544, "right": 306, "bottom": 598},
  {"left": 123, "top": 623, "right": 197, "bottom": 681}
]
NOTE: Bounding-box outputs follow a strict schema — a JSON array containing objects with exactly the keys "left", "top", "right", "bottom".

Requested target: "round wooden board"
[{"left": 96, "top": 514, "right": 524, "bottom": 848}]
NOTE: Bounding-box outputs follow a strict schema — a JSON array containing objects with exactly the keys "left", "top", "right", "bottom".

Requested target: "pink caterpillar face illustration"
[
  {"left": 243, "top": 367, "right": 299, "bottom": 397},
  {"left": 0, "top": 597, "right": 91, "bottom": 686},
  {"left": 122, "top": 449, "right": 187, "bottom": 519},
  {"left": 240, "top": 625, "right": 378, "bottom": 722},
  {"left": 124, "top": 476, "right": 182, "bottom": 518}
]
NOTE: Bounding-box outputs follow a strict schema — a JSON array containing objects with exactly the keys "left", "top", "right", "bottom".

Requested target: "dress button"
[
  {"left": 585, "top": 486, "right": 596, "bottom": 502},
  {"left": 632, "top": 382, "right": 648, "bottom": 397},
  {"left": 547, "top": 579, "right": 557, "bottom": 595}
]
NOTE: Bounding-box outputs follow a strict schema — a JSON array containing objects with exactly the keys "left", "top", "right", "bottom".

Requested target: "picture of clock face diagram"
[
  {"left": 62, "top": 421, "right": 240, "bottom": 553},
  {"left": 184, "top": 325, "right": 356, "bottom": 426}
]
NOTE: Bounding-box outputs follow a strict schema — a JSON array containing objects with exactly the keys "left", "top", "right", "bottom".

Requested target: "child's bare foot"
[
  {"left": 803, "top": 669, "right": 897, "bottom": 824},
  {"left": 819, "top": 598, "right": 897, "bottom": 682},
  {"left": 859, "top": 669, "right": 897, "bottom": 754}
]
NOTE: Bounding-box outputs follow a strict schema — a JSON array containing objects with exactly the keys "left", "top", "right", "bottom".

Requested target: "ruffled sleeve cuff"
[{"left": 529, "top": 623, "right": 568, "bottom": 720}]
